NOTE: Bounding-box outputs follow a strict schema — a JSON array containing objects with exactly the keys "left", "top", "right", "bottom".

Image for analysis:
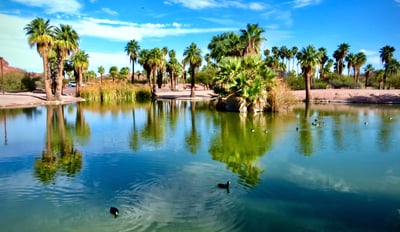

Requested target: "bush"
[
  {"left": 285, "top": 75, "right": 305, "bottom": 90},
  {"left": 312, "top": 78, "right": 328, "bottom": 89},
  {"left": 329, "top": 76, "right": 361, "bottom": 89},
  {"left": 0, "top": 71, "right": 39, "bottom": 92}
]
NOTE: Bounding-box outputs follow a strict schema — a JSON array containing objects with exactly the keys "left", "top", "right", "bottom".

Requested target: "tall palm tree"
[
  {"left": 53, "top": 24, "right": 79, "bottom": 100},
  {"left": 279, "top": 46, "right": 288, "bottom": 74},
  {"left": 291, "top": 46, "right": 298, "bottom": 73},
  {"left": 97, "top": 66, "right": 105, "bottom": 84},
  {"left": 124, "top": 39, "right": 140, "bottom": 84},
  {"left": 345, "top": 52, "right": 356, "bottom": 78},
  {"left": 318, "top": 47, "right": 328, "bottom": 79},
  {"left": 334, "top": 43, "right": 350, "bottom": 77},
  {"left": 166, "top": 49, "right": 182, "bottom": 90},
  {"left": 379, "top": 45, "right": 396, "bottom": 89},
  {"left": 296, "top": 45, "right": 320, "bottom": 103},
  {"left": 24, "top": 17, "right": 54, "bottom": 100},
  {"left": 385, "top": 59, "right": 400, "bottom": 88},
  {"left": 138, "top": 49, "right": 152, "bottom": 89},
  {"left": 183, "top": 43, "right": 202, "bottom": 97},
  {"left": 71, "top": 50, "right": 89, "bottom": 97},
  {"left": 148, "top": 48, "right": 164, "bottom": 96},
  {"left": 354, "top": 52, "right": 366, "bottom": 83},
  {"left": 240, "top": 23, "right": 265, "bottom": 56},
  {"left": 364, "top": 64, "right": 374, "bottom": 88}
]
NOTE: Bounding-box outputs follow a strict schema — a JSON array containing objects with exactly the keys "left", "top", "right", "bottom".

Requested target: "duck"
[
  {"left": 250, "top": 128, "right": 255, "bottom": 133},
  {"left": 218, "top": 181, "right": 230, "bottom": 189},
  {"left": 109, "top": 206, "right": 119, "bottom": 217}
]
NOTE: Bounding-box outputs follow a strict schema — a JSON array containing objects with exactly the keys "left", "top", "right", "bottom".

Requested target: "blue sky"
[{"left": 0, "top": 0, "right": 399, "bottom": 73}]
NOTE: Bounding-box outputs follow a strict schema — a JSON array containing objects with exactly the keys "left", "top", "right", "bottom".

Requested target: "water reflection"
[
  {"left": 34, "top": 105, "right": 83, "bottom": 184},
  {"left": 293, "top": 103, "right": 400, "bottom": 156}
]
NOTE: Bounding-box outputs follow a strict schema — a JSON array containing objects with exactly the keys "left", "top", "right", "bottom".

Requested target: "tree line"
[{"left": 26, "top": 17, "right": 399, "bottom": 103}]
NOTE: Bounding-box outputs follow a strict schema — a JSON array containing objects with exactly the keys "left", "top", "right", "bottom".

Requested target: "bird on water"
[
  {"left": 110, "top": 206, "right": 119, "bottom": 217},
  {"left": 218, "top": 181, "right": 230, "bottom": 189}
]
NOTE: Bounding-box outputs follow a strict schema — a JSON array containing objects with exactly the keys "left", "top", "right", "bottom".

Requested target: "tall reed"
[{"left": 80, "top": 82, "right": 151, "bottom": 103}]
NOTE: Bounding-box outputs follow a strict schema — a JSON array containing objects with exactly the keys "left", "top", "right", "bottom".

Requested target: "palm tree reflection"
[{"left": 34, "top": 105, "right": 82, "bottom": 184}]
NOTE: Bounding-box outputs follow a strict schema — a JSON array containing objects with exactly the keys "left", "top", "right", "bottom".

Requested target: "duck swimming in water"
[
  {"left": 110, "top": 206, "right": 119, "bottom": 217},
  {"left": 218, "top": 181, "right": 230, "bottom": 189}
]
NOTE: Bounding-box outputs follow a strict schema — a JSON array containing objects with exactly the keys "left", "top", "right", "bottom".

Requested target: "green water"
[{"left": 0, "top": 101, "right": 399, "bottom": 231}]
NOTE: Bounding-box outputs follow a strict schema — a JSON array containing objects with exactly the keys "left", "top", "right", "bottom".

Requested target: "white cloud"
[
  {"left": 70, "top": 17, "right": 237, "bottom": 42},
  {"left": 262, "top": 10, "right": 293, "bottom": 28},
  {"left": 289, "top": 165, "right": 353, "bottom": 192},
  {"left": 11, "top": 0, "right": 81, "bottom": 14},
  {"left": 292, "top": 0, "right": 321, "bottom": 8},
  {"left": 101, "top": 7, "right": 118, "bottom": 16},
  {"left": 0, "top": 13, "right": 236, "bottom": 72},
  {"left": 360, "top": 49, "right": 383, "bottom": 69},
  {"left": 0, "top": 13, "right": 42, "bottom": 72},
  {"left": 166, "top": 0, "right": 267, "bottom": 10}
]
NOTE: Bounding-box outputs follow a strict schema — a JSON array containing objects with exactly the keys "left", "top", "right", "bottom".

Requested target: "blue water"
[{"left": 0, "top": 101, "right": 400, "bottom": 231}]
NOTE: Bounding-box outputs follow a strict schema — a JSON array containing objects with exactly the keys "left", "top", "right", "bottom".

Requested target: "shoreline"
[{"left": 1, "top": 89, "right": 400, "bottom": 109}]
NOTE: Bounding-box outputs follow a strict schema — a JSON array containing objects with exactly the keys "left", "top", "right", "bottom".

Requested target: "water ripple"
[{"left": 111, "top": 162, "right": 247, "bottom": 232}]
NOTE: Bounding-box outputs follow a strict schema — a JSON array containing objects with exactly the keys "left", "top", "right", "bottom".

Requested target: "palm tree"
[
  {"left": 138, "top": 49, "right": 152, "bottom": 89},
  {"left": 24, "top": 17, "right": 54, "bottom": 100},
  {"left": 318, "top": 47, "right": 328, "bottom": 79},
  {"left": 345, "top": 52, "right": 356, "bottom": 78},
  {"left": 379, "top": 45, "right": 396, "bottom": 89},
  {"left": 124, "top": 40, "right": 140, "bottom": 84},
  {"left": 364, "top": 64, "right": 374, "bottom": 88},
  {"left": 291, "top": 46, "right": 298, "bottom": 73},
  {"left": 71, "top": 50, "right": 89, "bottom": 97},
  {"left": 97, "top": 66, "right": 105, "bottom": 84},
  {"left": 385, "top": 59, "right": 400, "bottom": 88},
  {"left": 296, "top": 45, "right": 320, "bottom": 103},
  {"left": 271, "top": 46, "right": 280, "bottom": 57},
  {"left": 354, "top": 52, "right": 366, "bottom": 83},
  {"left": 148, "top": 48, "right": 164, "bottom": 95},
  {"left": 166, "top": 49, "right": 182, "bottom": 90},
  {"left": 53, "top": 24, "right": 79, "bottom": 100},
  {"left": 109, "top": 66, "right": 118, "bottom": 82},
  {"left": 279, "top": 46, "right": 288, "bottom": 74},
  {"left": 183, "top": 43, "right": 202, "bottom": 97},
  {"left": 333, "top": 43, "right": 350, "bottom": 77},
  {"left": 208, "top": 32, "right": 243, "bottom": 62},
  {"left": 240, "top": 23, "right": 265, "bottom": 56}
]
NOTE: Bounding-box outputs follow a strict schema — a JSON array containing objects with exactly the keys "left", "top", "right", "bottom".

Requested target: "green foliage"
[
  {"left": 329, "top": 76, "right": 361, "bottom": 89},
  {"left": 215, "top": 55, "right": 275, "bottom": 102},
  {"left": 196, "top": 70, "right": 214, "bottom": 89},
  {"left": 312, "top": 78, "right": 328, "bottom": 89},
  {"left": 1, "top": 71, "right": 40, "bottom": 91},
  {"left": 80, "top": 82, "right": 151, "bottom": 103},
  {"left": 285, "top": 75, "right": 305, "bottom": 90}
]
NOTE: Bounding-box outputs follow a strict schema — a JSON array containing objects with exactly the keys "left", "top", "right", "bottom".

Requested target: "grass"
[{"left": 80, "top": 82, "right": 151, "bottom": 103}]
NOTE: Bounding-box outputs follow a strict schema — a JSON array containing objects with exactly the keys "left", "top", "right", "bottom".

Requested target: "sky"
[{"left": 0, "top": 0, "right": 399, "bottom": 73}]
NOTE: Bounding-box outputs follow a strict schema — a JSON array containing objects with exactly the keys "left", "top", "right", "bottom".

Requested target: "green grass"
[{"left": 80, "top": 82, "right": 151, "bottom": 103}]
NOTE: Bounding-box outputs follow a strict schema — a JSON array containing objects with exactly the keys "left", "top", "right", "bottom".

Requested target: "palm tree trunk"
[
  {"left": 190, "top": 67, "right": 195, "bottom": 97},
  {"left": 76, "top": 71, "right": 82, "bottom": 97},
  {"left": 305, "top": 71, "right": 311, "bottom": 103},
  {"left": 131, "top": 63, "right": 135, "bottom": 84},
  {"left": 42, "top": 55, "right": 54, "bottom": 100},
  {"left": 55, "top": 56, "right": 65, "bottom": 101}
]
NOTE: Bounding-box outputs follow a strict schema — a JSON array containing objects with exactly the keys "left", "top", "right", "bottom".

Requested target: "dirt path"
[{"left": 2, "top": 89, "right": 400, "bottom": 109}]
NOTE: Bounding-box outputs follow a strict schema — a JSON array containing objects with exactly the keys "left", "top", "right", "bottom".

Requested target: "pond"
[{"left": 0, "top": 101, "right": 400, "bottom": 232}]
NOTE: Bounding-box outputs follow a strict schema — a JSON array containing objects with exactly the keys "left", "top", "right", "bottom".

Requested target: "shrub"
[
  {"left": 0, "top": 71, "right": 39, "bottom": 92},
  {"left": 80, "top": 82, "right": 151, "bottom": 103},
  {"left": 329, "top": 76, "right": 361, "bottom": 89},
  {"left": 285, "top": 75, "right": 305, "bottom": 90}
]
